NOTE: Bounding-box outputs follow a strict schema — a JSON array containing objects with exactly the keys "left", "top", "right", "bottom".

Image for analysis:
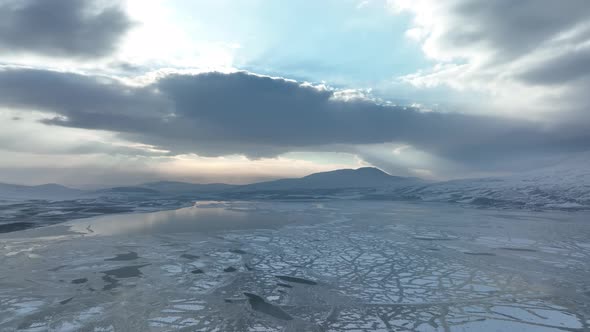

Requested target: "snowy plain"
[{"left": 1, "top": 200, "right": 589, "bottom": 331}]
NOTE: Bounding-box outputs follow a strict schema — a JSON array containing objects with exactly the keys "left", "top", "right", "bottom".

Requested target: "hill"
[
  {"left": 0, "top": 183, "right": 83, "bottom": 200},
  {"left": 238, "top": 167, "right": 422, "bottom": 191}
]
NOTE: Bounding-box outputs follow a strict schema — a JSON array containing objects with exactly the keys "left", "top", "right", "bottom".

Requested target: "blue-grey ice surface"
[{"left": 1, "top": 200, "right": 589, "bottom": 331}]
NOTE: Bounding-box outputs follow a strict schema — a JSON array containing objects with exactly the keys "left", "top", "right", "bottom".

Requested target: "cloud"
[
  {"left": 1, "top": 67, "right": 589, "bottom": 174},
  {"left": 0, "top": 0, "right": 132, "bottom": 58},
  {"left": 389, "top": 0, "right": 590, "bottom": 118},
  {"left": 390, "top": 0, "right": 590, "bottom": 63},
  {"left": 0, "top": 67, "right": 168, "bottom": 125},
  {"left": 517, "top": 45, "right": 590, "bottom": 86}
]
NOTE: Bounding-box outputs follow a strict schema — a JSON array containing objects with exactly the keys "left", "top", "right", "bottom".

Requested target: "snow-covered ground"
[
  {"left": 378, "top": 155, "right": 590, "bottom": 210},
  {"left": 1, "top": 201, "right": 589, "bottom": 331},
  {"left": 2, "top": 155, "right": 590, "bottom": 235}
]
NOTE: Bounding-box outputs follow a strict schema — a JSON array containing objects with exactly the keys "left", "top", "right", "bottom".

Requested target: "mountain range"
[
  {"left": 1, "top": 159, "right": 589, "bottom": 210},
  {"left": 0, "top": 167, "right": 423, "bottom": 199},
  {"left": 0, "top": 183, "right": 83, "bottom": 200}
]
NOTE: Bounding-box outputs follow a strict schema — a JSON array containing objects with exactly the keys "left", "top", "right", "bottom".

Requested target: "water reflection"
[{"left": 69, "top": 204, "right": 292, "bottom": 236}]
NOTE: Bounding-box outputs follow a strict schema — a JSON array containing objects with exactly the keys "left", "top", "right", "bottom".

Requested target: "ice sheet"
[{"left": 1, "top": 201, "right": 588, "bottom": 331}]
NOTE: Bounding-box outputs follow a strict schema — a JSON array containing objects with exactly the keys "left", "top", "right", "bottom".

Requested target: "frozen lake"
[{"left": 1, "top": 201, "right": 589, "bottom": 331}]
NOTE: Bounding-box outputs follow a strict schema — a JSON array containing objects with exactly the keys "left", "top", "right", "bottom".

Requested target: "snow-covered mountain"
[
  {"left": 0, "top": 183, "right": 83, "bottom": 200},
  {"left": 395, "top": 155, "right": 590, "bottom": 209},
  {"left": 2, "top": 160, "right": 588, "bottom": 210}
]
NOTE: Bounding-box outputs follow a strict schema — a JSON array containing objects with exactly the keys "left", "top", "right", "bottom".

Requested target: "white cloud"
[{"left": 388, "top": 0, "right": 590, "bottom": 120}]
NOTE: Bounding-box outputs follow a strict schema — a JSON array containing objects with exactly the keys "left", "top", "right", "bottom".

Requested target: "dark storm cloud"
[
  {"left": 517, "top": 46, "right": 590, "bottom": 85},
  {"left": 0, "top": 68, "right": 169, "bottom": 125},
  {"left": 0, "top": 0, "right": 132, "bottom": 58},
  {"left": 1, "top": 67, "right": 589, "bottom": 168},
  {"left": 449, "top": 0, "right": 590, "bottom": 62}
]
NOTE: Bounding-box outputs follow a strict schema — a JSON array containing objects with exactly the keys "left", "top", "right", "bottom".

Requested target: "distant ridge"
[
  {"left": 0, "top": 183, "right": 82, "bottom": 199},
  {"left": 1, "top": 158, "right": 589, "bottom": 209},
  {"left": 237, "top": 167, "right": 422, "bottom": 191},
  {"left": 0, "top": 167, "right": 422, "bottom": 199},
  {"left": 141, "top": 181, "right": 235, "bottom": 194}
]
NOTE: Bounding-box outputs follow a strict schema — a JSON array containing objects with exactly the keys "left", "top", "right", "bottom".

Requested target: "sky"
[{"left": 1, "top": 0, "right": 589, "bottom": 187}]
